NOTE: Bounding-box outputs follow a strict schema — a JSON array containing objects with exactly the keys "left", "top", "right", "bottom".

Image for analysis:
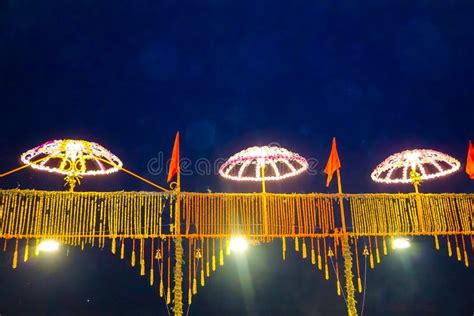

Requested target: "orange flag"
[
  {"left": 466, "top": 140, "right": 474, "bottom": 179},
  {"left": 167, "top": 132, "right": 180, "bottom": 183},
  {"left": 324, "top": 137, "right": 341, "bottom": 187}
]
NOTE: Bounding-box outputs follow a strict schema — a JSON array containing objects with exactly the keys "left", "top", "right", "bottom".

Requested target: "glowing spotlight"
[
  {"left": 229, "top": 237, "right": 249, "bottom": 254},
  {"left": 38, "top": 240, "right": 60, "bottom": 253},
  {"left": 393, "top": 238, "right": 410, "bottom": 250}
]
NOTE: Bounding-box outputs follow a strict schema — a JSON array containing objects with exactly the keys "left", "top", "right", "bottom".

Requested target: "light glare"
[
  {"left": 229, "top": 237, "right": 249, "bottom": 254},
  {"left": 393, "top": 238, "right": 410, "bottom": 249},
  {"left": 38, "top": 240, "right": 60, "bottom": 252}
]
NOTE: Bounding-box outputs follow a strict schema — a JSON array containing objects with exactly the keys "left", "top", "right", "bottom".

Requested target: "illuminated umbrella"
[
  {"left": 219, "top": 145, "right": 308, "bottom": 189},
  {"left": 20, "top": 139, "right": 123, "bottom": 191},
  {"left": 371, "top": 149, "right": 460, "bottom": 232},
  {"left": 371, "top": 149, "right": 461, "bottom": 191},
  {"left": 219, "top": 145, "right": 308, "bottom": 235}
]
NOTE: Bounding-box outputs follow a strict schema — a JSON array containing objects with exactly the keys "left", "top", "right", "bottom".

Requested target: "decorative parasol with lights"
[
  {"left": 219, "top": 145, "right": 308, "bottom": 185},
  {"left": 371, "top": 149, "right": 460, "bottom": 189},
  {"left": 219, "top": 145, "right": 308, "bottom": 234},
  {"left": 371, "top": 148, "right": 461, "bottom": 232},
  {"left": 20, "top": 139, "right": 123, "bottom": 191}
]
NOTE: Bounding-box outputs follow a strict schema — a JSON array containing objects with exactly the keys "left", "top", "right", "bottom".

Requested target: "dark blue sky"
[{"left": 0, "top": 1, "right": 473, "bottom": 315}]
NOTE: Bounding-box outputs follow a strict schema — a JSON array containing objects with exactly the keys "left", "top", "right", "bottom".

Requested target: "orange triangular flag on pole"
[
  {"left": 466, "top": 140, "right": 474, "bottom": 179},
  {"left": 167, "top": 132, "right": 180, "bottom": 183},
  {"left": 324, "top": 137, "right": 341, "bottom": 187}
]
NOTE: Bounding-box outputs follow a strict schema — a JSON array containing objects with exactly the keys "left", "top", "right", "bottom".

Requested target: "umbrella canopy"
[
  {"left": 20, "top": 139, "right": 122, "bottom": 190},
  {"left": 371, "top": 149, "right": 460, "bottom": 184},
  {"left": 219, "top": 145, "right": 308, "bottom": 182}
]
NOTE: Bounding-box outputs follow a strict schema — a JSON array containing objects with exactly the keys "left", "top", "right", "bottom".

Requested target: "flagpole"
[
  {"left": 175, "top": 134, "right": 181, "bottom": 237},
  {"left": 173, "top": 132, "right": 184, "bottom": 316},
  {"left": 328, "top": 141, "right": 356, "bottom": 316},
  {"left": 335, "top": 170, "right": 358, "bottom": 316},
  {"left": 336, "top": 169, "right": 347, "bottom": 233}
]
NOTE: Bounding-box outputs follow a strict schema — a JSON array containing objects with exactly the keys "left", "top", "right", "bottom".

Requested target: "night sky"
[{"left": 0, "top": 1, "right": 473, "bottom": 315}]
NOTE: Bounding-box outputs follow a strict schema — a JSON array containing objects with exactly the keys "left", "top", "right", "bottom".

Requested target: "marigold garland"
[{"left": 0, "top": 189, "right": 471, "bottom": 316}]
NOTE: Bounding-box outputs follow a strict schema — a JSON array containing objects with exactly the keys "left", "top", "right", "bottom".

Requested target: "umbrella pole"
[
  {"left": 65, "top": 176, "right": 77, "bottom": 192},
  {"left": 260, "top": 164, "right": 268, "bottom": 236},
  {"left": 410, "top": 169, "right": 424, "bottom": 232}
]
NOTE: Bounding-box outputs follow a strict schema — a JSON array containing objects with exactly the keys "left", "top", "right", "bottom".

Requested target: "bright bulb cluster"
[
  {"left": 21, "top": 139, "right": 123, "bottom": 177},
  {"left": 371, "top": 149, "right": 460, "bottom": 184},
  {"left": 219, "top": 146, "right": 308, "bottom": 182}
]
